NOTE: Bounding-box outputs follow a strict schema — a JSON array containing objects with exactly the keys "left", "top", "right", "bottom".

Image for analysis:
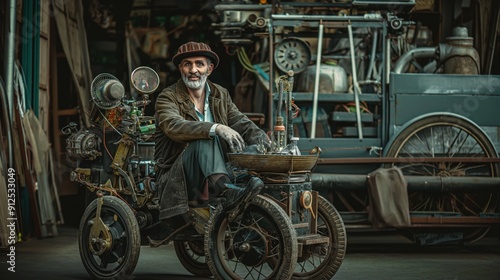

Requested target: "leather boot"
[{"left": 219, "top": 177, "right": 264, "bottom": 211}]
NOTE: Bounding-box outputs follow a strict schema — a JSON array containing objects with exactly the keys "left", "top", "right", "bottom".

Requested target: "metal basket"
[{"left": 228, "top": 153, "right": 319, "bottom": 173}]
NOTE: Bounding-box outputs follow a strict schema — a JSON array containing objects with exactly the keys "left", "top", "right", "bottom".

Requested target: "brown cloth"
[{"left": 367, "top": 167, "right": 411, "bottom": 228}]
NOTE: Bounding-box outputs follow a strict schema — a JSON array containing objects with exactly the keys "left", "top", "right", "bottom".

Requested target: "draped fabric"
[{"left": 367, "top": 167, "right": 411, "bottom": 228}]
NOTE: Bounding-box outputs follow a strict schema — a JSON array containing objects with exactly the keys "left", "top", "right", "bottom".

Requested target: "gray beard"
[{"left": 182, "top": 73, "right": 208, "bottom": 90}]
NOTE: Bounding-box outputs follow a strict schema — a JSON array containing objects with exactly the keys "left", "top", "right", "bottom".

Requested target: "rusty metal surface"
[
  {"left": 317, "top": 157, "right": 500, "bottom": 164},
  {"left": 312, "top": 173, "right": 500, "bottom": 192},
  {"left": 410, "top": 216, "right": 500, "bottom": 225},
  {"left": 341, "top": 211, "right": 500, "bottom": 227}
]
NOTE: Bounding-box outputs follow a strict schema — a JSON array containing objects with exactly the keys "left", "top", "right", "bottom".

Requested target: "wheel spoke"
[
  {"left": 450, "top": 130, "right": 469, "bottom": 157},
  {"left": 99, "top": 258, "right": 108, "bottom": 269},
  {"left": 450, "top": 193, "right": 480, "bottom": 215},
  {"left": 400, "top": 163, "right": 436, "bottom": 176}
]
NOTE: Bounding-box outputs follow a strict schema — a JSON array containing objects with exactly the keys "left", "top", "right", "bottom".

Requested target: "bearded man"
[{"left": 154, "top": 41, "right": 269, "bottom": 222}]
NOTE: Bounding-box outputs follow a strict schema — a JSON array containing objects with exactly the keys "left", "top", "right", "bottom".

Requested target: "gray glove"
[{"left": 216, "top": 124, "right": 245, "bottom": 153}]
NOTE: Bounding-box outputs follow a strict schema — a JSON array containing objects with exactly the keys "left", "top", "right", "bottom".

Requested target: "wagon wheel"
[
  {"left": 78, "top": 195, "right": 141, "bottom": 280},
  {"left": 385, "top": 115, "right": 499, "bottom": 243},
  {"left": 174, "top": 240, "right": 212, "bottom": 277},
  {"left": 205, "top": 195, "right": 298, "bottom": 280},
  {"left": 292, "top": 196, "right": 347, "bottom": 280}
]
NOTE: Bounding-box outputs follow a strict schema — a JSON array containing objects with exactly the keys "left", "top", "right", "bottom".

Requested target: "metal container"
[
  {"left": 441, "top": 27, "right": 480, "bottom": 74},
  {"left": 296, "top": 63, "right": 348, "bottom": 94},
  {"left": 228, "top": 153, "right": 319, "bottom": 173}
]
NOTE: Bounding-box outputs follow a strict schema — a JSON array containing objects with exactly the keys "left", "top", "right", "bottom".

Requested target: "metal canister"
[
  {"left": 297, "top": 63, "right": 348, "bottom": 94},
  {"left": 441, "top": 27, "right": 480, "bottom": 74}
]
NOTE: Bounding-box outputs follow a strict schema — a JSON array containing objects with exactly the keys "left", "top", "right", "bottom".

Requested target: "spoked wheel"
[
  {"left": 385, "top": 115, "right": 500, "bottom": 243},
  {"left": 78, "top": 195, "right": 140, "bottom": 280},
  {"left": 292, "top": 196, "right": 347, "bottom": 280},
  {"left": 205, "top": 195, "right": 298, "bottom": 280},
  {"left": 174, "top": 239, "right": 212, "bottom": 277}
]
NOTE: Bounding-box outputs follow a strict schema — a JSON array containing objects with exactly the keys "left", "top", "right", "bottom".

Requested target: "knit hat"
[{"left": 172, "top": 41, "right": 220, "bottom": 69}]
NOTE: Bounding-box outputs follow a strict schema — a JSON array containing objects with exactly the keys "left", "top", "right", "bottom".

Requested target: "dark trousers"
[{"left": 181, "top": 137, "right": 228, "bottom": 201}]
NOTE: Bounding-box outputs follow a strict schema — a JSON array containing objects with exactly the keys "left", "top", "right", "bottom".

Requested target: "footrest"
[{"left": 297, "top": 234, "right": 330, "bottom": 245}]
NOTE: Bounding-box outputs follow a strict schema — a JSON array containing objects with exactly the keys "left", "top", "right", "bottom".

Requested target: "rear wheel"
[
  {"left": 385, "top": 115, "right": 499, "bottom": 243},
  {"left": 205, "top": 195, "right": 298, "bottom": 279},
  {"left": 174, "top": 240, "right": 212, "bottom": 277},
  {"left": 78, "top": 195, "right": 140, "bottom": 280}
]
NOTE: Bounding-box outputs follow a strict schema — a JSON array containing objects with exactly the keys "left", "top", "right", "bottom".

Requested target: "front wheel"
[
  {"left": 293, "top": 196, "right": 347, "bottom": 280},
  {"left": 78, "top": 195, "right": 140, "bottom": 280},
  {"left": 205, "top": 194, "right": 298, "bottom": 280}
]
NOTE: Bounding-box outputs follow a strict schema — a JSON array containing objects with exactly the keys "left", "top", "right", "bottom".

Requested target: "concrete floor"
[{"left": 1, "top": 226, "right": 499, "bottom": 280}]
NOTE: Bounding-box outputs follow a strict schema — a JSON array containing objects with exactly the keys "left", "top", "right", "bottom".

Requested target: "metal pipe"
[
  {"left": 317, "top": 156, "right": 500, "bottom": 164},
  {"left": 310, "top": 21, "right": 324, "bottom": 139},
  {"left": 485, "top": 1, "right": 500, "bottom": 74},
  {"left": 422, "top": 60, "right": 437, "bottom": 73},
  {"left": 393, "top": 47, "right": 436, "bottom": 74},
  {"left": 125, "top": 23, "right": 134, "bottom": 94},
  {"left": 274, "top": 80, "right": 284, "bottom": 151},
  {"left": 267, "top": 20, "right": 274, "bottom": 131},
  {"left": 286, "top": 71, "right": 294, "bottom": 143},
  {"left": 272, "top": 14, "right": 379, "bottom": 22},
  {"left": 277, "top": 79, "right": 283, "bottom": 116},
  {"left": 4, "top": 0, "right": 16, "bottom": 166},
  {"left": 312, "top": 174, "right": 367, "bottom": 191},
  {"left": 312, "top": 173, "right": 500, "bottom": 192},
  {"left": 215, "top": 4, "right": 270, "bottom": 12},
  {"left": 385, "top": 36, "right": 390, "bottom": 84},
  {"left": 212, "top": 21, "right": 247, "bottom": 28},
  {"left": 347, "top": 23, "right": 363, "bottom": 139},
  {"left": 366, "top": 28, "right": 378, "bottom": 80}
]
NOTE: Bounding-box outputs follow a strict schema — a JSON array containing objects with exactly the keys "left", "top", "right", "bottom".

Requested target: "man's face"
[{"left": 179, "top": 56, "right": 213, "bottom": 90}]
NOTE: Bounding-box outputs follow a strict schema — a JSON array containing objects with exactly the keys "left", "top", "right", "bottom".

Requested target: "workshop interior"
[{"left": 1, "top": 0, "right": 500, "bottom": 251}]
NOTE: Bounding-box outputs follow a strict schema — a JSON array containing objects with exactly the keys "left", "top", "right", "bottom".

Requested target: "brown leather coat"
[{"left": 154, "top": 79, "right": 267, "bottom": 219}]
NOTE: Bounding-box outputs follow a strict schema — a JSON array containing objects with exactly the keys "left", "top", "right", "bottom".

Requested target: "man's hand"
[{"left": 216, "top": 124, "right": 245, "bottom": 152}]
